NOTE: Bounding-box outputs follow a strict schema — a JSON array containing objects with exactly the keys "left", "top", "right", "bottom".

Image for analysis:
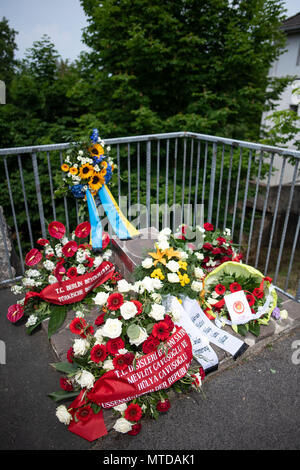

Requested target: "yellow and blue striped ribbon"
[{"left": 86, "top": 188, "right": 103, "bottom": 250}]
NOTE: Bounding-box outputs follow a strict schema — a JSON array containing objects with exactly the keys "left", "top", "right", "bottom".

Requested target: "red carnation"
[
  {"left": 156, "top": 399, "right": 171, "bottom": 413},
  {"left": 113, "top": 354, "right": 129, "bottom": 371},
  {"left": 95, "top": 313, "right": 106, "bottom": 326},
  {"left": 107, "top": 292, "right": 124, "bottom": 311},
  {"left": 85, "top": 256, "right": 94, "bottom": 268},
  {"left": 37, "top": 238, "right": 50, "bottom": 246},
  {"left": 212, "top": 247, "right": 222, "bottom": 255},
  {"left": 253, "top": 287, "right": 264, "bottom": 299},
  {"left": 76, "top": 406, "right": 92, "bottom": 422},
  {"left": 142, "top": 335, "right": 160, "bottom": 354},
  {"left": 90, "top": 344, "right": 107, "bottom": 363},
  {"left": 124, "top": 353, "right": 135, "bottom": 366},
  {"left": 215, "top": 284, "right": 226, "bottom": 295},
  {"left": 203, "top": 222, "right": 214, "bottom": 231},
  {"left": 216, "top": 236, "right": 226, "bottom": 245},
  {"left": 229, "top": 282, "right": 242, "bottom": 293},
  {"left": 131, "top": 300, "right": 143, "bottom": 315},
  {"left": 7, "top": 304, "right": 24, "bottom": 323},
  {"left": 62, "top": 241, "right": 78, "bottom": 258},
  {"left": 25, "top": 248, "right": 42, "bottom": 267},
  {"left": 128, "top": 422, "right": 142, "bottom": 436},
  {"left": 48, "top": 221, "right": 66, "bottom": 239},
  {"left": 246, "top": 293, "right": 256, "bottom": 306},
  {"left": 106, "top": 337, "right": 125, "bottom": 355},
  {"left": 124, "top": 403, "right": 143, "bottom": 422},
  {"left": 75, "top": 221, "right": 91, "bottom": 238},
  {"left": 102, "top": 232, "right": 110, "bottom": 250},
  {"left": 221, "top": 256, "right": 231, "bottom": 263},
  {"left": 67, "top": 266, "right": 78, "bottom": 278},
  {"left": 203, "top": 242, "right": 213, "bottom": 251},
  {"left": 67, "top": 347, "right": 74, "bottom": 363},
  {"left": 60, "top": 377, "right": 73, "bottom": 391},
  {"left": 152, "top": 321, "right": 170, "bottom": 341},
  {"left": 69, "top": 317, "right": 87, "bottom": 336}
]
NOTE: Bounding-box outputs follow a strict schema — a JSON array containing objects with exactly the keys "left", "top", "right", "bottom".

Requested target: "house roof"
[{"left": 281, "top": 12, "right": 300, "bottom": 34}]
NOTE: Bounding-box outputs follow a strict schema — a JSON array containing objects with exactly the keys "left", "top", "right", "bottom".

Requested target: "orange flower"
[
  {"left": 61, "top": 163, "right": 69, "bottom": 172},
  {"left": 69, "top": 166, "right": 78, "bottom": 175}
]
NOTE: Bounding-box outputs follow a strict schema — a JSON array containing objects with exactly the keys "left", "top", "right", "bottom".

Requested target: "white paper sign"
[{"left": 224, "top": 290, "right": 253, "bottom": 325}]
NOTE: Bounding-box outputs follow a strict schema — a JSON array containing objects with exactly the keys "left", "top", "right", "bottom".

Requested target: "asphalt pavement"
[{"left": 1, "top": 287, "right": 299, "bottom": 451}]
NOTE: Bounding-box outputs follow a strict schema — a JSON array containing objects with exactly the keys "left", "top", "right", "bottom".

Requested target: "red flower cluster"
[
  {"left": 113, "top": 352, "right": 135, "bottom": 371},
  {"left": 69, "top": 317, "right": 94, "bottom": 338}
]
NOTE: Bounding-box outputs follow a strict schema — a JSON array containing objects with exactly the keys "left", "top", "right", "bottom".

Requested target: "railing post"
[
  {"left": 146, "top": 140, "right": 151, "bottom": 228},
  {"left": 207, "top": 142, "right": 217, "bottom": 223}
]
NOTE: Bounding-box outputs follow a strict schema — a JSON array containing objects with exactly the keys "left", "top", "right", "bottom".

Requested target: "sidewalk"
[{"left": 0, "top": 287, "right": 299, "bottom": 450}]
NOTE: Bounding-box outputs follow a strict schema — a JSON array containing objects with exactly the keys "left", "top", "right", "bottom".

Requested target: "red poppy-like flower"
[
  {"left": 152, "top": 321, "right": 170, "bottom": 341},
  {"left": 95, "top": 313, "right": 106, "bottom": 326},
  {"left": 37, "top": 238, "right": 50, "bottom": 246},
  {"left": 124, "top": 403, "right": 143, "bottom": 422},
  {"left": 163, "top": 314, "right": 174, "bottom": 331},
  {"left": 67, "top": 347, "right": 74, "bottom": 363},
  {"left": 203, "top": 242, "right": 213, "bottom": 251},
  {"left": 128, "top": 422, "right": 142, "bottom": 436},
  {"left": 102, "top": 232, "right": 110, "bottom": 250},
  {"left": 156, "top": 399, "right": 171, "bottom": 413},
  {"left": 199, "top": 367, "right": 206, "bottom": 381},
  {"left": 7, "top": 304, "right": 24, "bottom": 323},
  {"left": 48, "top": 221, "right": 66, "bottom": 239},
  {"left": 106, "top": 337, "right": 125, "bottom": 355},
  {"left": 67, "top": 266, "right": 78, "bottom": 278},
  {"left": 203, "top": 222, "right": 214, "bottom": 231},
  {"left": 107, "top": 292, "right": 124, "bottom": 311},
  {"left": 215, "top": 284, "right": 226, "bottom": 295},
  {"left": 75, "top": 221, "right": 91, "bottom": 238},
  {"left": 25, "top": 248, "right": 42, "bottom": 266},
  {"left": 142, "top": 335, "right": 160, "bottom": 354},
  {"left": 216, "top": 236, "right": 226, "bottom": 245},
  {"left": 54, "top": 263, "right": 66, "bottom": 282},
  {"left": 246, "top": 293, "right": 256, "bottom": 306},
  {"left": 62, "top": 241, "right": 78, "bottom": 258},
  {"left": 90, "top": 344, "right": 107, "bottom": 363},
  {"left": 113, "top": 354, "right": 129, "bottom": 371},
  {"left": 229, "top": 282, "right": 242, "bottom": 293},
  {"left": 253, "top": 287, "right": 264, "bottom": 299},
  {"left": 85, "top": 256, "right": 94, "bottom": 268},
  {"left": 60, "top": 377, "right": 73, "bottom": 391},
  {"left": 69, "top": 317, "right": 87, "bottom": 336},
  {"left": 131, "top": 300, "right": 143, "bottom": 315},
  {"left": 76, "top": 406, "right": 92, "bottom": 422}
]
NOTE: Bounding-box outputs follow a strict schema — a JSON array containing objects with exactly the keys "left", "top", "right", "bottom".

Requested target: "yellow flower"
[
  {"left": 176, "top": 298, "right": 182, "bottom": 304},
  {"left": 178, "top": 272, "right": 190, "bottom": 286},
  {"left": 178, "top": 260, "right": 187, "bottom": 271},
  {"left": 69, "top": 166, "right": 78, "bottom": 175},
  {"left": 79, "top": 163, "right": 94, "bottom": 179},
  {"left": 61, "top": 163, "right": 69, "bottom": 172},
  {"left": 89, "top": 172, "right": 105, "bottom": 191},
  {"left": 101, "top": 160, "right": 108, "bottom": 169},
  {"left": 163, "top": 247, "right": 181, "bottom": 260},
  {"left": 100, "top": 168, "right": 107, "bottom": 177},
  {"left": 148, "top": 248, "right": 167, "bottom": 266},
  {"left": 89, "top": 143, "right": 104, "bottom": 157},
  {"left": 151, "top": 268, "right": 165, "bottom": 280}
]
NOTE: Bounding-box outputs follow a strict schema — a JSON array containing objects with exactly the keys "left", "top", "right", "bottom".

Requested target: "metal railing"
[{"left": 0, "top": 131, "right": 299, "bottom": 301}]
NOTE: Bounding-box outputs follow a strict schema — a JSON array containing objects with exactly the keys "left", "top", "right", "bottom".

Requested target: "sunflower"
[
  {"left": 89, "top": 172, "right": 105, "bottom": 191},
  {"left": 79, "top": 163, "right": 94, "bottom": 179},
  {"left": 89, "top": 143, "right": 104, "bottom": 157},
  {"left": 69, "top": 166, "right": 78, "bottom": 175},
  {"left": 61, "top": 163, "right": 69, "bottom": 172}
]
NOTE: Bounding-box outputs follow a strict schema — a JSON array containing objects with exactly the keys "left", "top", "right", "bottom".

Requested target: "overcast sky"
[{"left": 1, "top": 0, "right": 300, "bottom": 63}]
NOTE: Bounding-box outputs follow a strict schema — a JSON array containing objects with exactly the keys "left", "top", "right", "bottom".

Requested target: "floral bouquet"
[
  {"left": 199, "top": 261, "right": 278, "bottom": 337},
  {"left": 51, "top": 276, "right": 205, "bottom": 439},
  {"left": 7, "top": 220, "right": 115, "bottom": 337}
]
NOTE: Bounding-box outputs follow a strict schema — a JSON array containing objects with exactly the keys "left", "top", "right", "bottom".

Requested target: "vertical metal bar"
[
  {"left": 246, "top": 151, "right": 263, "bottom": 264},
  {"left": 223, "top": 145, "right": 233, "bottom": 231},
  {"left": 156, "top": 140, "right": 160, "bottom": 229},
  {"left": 208, "top": 142, "right": 217, "bottom": 224},
  {"left": 137, "top": 142, "right": 140, "bottom": 211},
  {"left": 181, "top": 138, "right": 187, "bottom": 224},
  {"left": 47, "top": 150, "right": 56, "bottom": 220},
  {"left": 117, "top": 144, "right": 121, "bottom": 207},
  {"left": 187, "top": 138, "right": 194, "bottom": 226},
  {"left": 146, "top": 140, "right": 151, "bottom": 228},
  {"left": 127, "top": 143, "right": 131, "bottom": 220},
  {"left": 59, "top": 151, "right": 69, "bottom": 232},
  {"left": 193, "top": 140, "right": 201, "bottom": 228},
  {"left": 215, "top": 144, "right": 225, "bottom": 229},
  {"left": 255, "top": 153, "right": 275, "bottom": 268},
  {"left": 164, "top": 139, "right": 170, "bottom": 228},
  {"left": 173, "top": 138, "right": 178, "bottom": 232},
  {"left": 231, "top": 147, "right": 243, "bottom": 240},
  {"left": 0, "top": 206, "right": 14, "bottom": 279},
  {"left": 284, "top": 212, "right": 300, "bottom": 292},
  {"left": 274, "top": 159, "right": 299, "bottom": 284},
  {"left": 18, "top": 155, "right": 34, "bottom": 248},
  {"left": 75, "top": 199, "right": 80, "bottom": 225},
  {"left": 3, "top": 158, "right": 25, "bottom": 271},
  {"left": 201, "top": 141, "right": 208, "bottom": 208},
  {"left": 264, "top": 157, "right": 287, "bottom": 274},
  {"left": 238, "top": 149, "right": 252, "bottom": 250},
  {"left": 296, "top": 278, "right": 300, "bottom": 302}
]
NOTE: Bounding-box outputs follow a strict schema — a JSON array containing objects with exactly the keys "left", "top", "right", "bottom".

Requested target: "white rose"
[
  {"left": 156, "top": 239, "right": 170, "bottom": 250},
  {"left": 151, "top": 278, "right": 163, "bottom": 290},
  {"left": 94, "top": 255, "right": 103, "bottom": 267},
  {"left": 167, "top": 273, "right": 180, "bottom": 283},
  {"left": 141, "top": 276, "right": 155, "bottom": 293},
  {"left": 113, "top": 403, "right": 127, "bottom": 413},
  {"left": 149, "top": 304, "right": 165, "bottom": 321},
  {"left": 142, "top": 257, "right": 153, "bottom": 269},
  {"left": 129, "top": 327, "right": 148, "bottom": 347},
  {"left": 102, "top": 318, "right": 123, "bottom": 338},
  {"left": 113, "top": 417, "right": 132, "bottom": 433},
  {"left": 102, "top": 359, "right": 114, "bottom": 371},
  {"left": 151, "top": 293, "right": 162, "bottom": 303},
  {"left": 157, "top": 233, "right": 169, "bottom": 242},
  {"left": 94, "top": 328, "right": 104, "bottom": 345},
  {"left": 120, "top": 301, "right": 137, "bottom": 320},
  {"left": 75, "top": 370, "right": 95, "bottom": 389},
  {"left": 194, "top": 267, "right": 205, "bottom": 279},
  {"left": 93, "top": 291, "right": 109, "bottom": 306},
  {"left": 178, "top": 251, "right": 188, "bottom": 260},
  {"left": 160, "top": 227, "right": 171, "bottom": 237},
  {"left": 117, "top": 279, "right": 132, "bottom": 293},
  {"left": 56, "top": 405, "right": 72, "bottom": 425},
  {"left": 166, "top": 260, "right": 180, "bottom": 273},
  {"left": 191, "top": 281, "right": 203, "bottom": 292},
  {"left": 73, "top": 338, "right": 90, "bottom": 356}
]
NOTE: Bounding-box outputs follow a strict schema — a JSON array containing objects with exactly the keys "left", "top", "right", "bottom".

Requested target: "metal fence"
[{"left": 0, "top": 131, "right": 299, "bottom": 302}]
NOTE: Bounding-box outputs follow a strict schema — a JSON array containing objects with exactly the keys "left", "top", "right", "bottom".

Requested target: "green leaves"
[
  {"left": 47, "top": 306, "right": 67, "bottom": 338},
  {"left": 48, "top": 390, "right": 79, "bottom": 403},
  {"left": 50, "top": 361, "right": 78, "bottom": 374},
  {"left": 126, "top": 324, "right": 140, "bottom": 340}
]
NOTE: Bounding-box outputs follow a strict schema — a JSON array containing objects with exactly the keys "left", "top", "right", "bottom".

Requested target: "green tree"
[{"left": 0, "top": 16, "right": 18, "bottom": 87}]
